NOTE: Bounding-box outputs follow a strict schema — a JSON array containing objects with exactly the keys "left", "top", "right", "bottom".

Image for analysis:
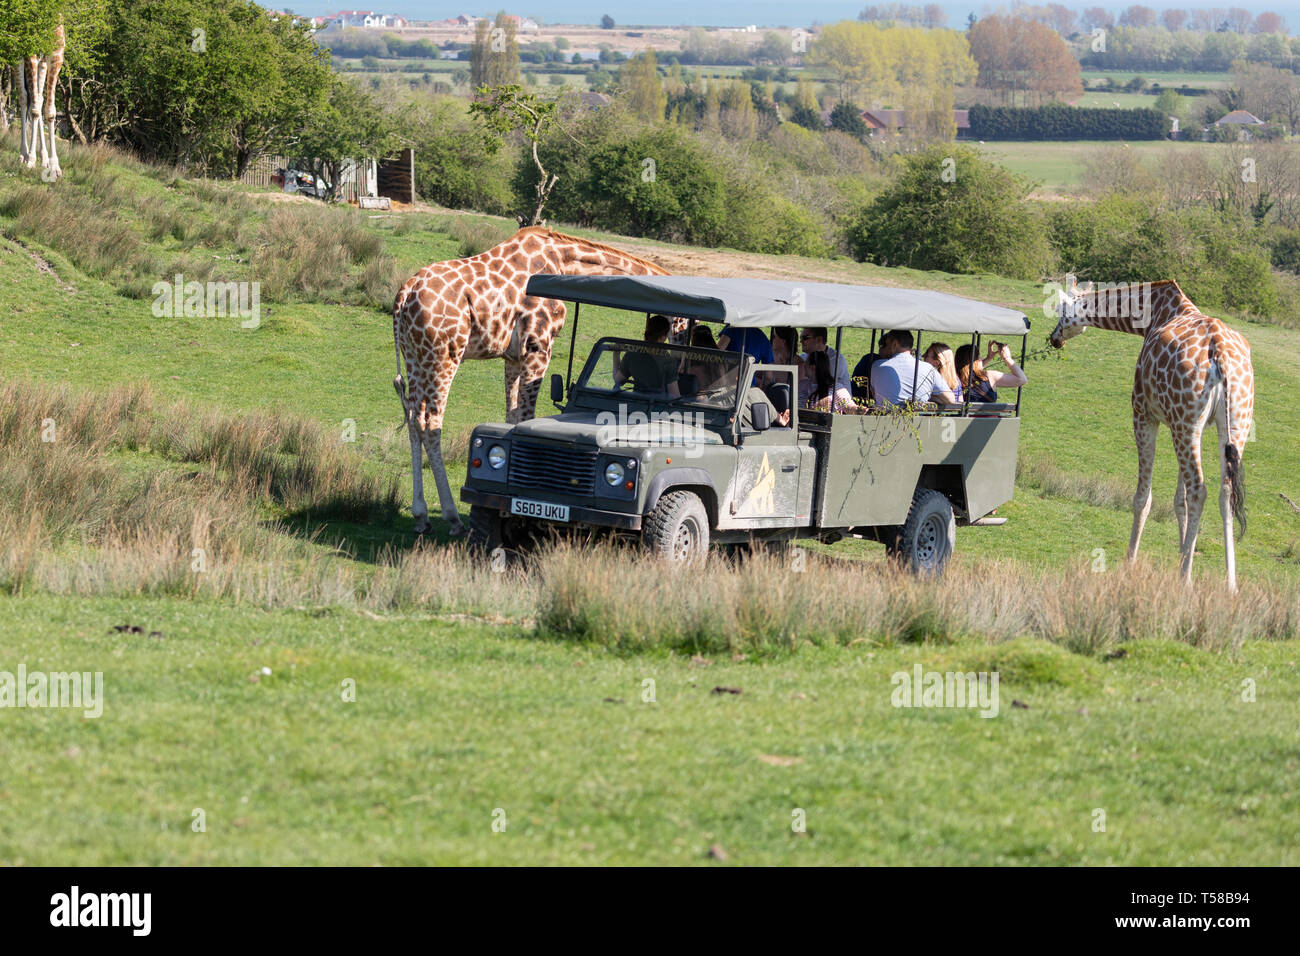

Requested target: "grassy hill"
[{"left": 2, "top": 140, "right": 1298, "bottom": 864}]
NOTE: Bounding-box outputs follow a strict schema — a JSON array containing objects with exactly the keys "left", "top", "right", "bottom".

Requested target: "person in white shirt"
[
  {"left": 800, "top": 328, "right": 850, "bottom": 395},
  {"left": 869, "top": 329, "right": 957, "bottom": 406}
]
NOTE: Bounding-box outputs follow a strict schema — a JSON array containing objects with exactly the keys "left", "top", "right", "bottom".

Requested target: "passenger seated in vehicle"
[
  {"left": 851, "top": 352, "right": 877, "bottom": 402},
  {"left": 954, "top": 341, "right": 1028, "bottom": 403},
  {"left": 869, "top": 330, "right": 956, "bottom": 407},
  {"left": 922, "top": 342, "right": 963, "bottom": 404},
  {"left": 613, "top": 314, "right": 680, "bottom": 397},
  {"left": 718, "top": 326, "right": 774, "bottom": 364},
  {"left": 800, "top": 328, "right": 850, "bottom": 394},
  {"left": 798, "top": 352, "right": 856, "bottom": 413},
  {"left": 682, "top": 325, "right": 723, "bottom": 392},
  {"left": 770, "top": 326, "right": 798, "bottom": 366},
  {"left": 740, "top": 385, "right": 788, "bottom": 429}
]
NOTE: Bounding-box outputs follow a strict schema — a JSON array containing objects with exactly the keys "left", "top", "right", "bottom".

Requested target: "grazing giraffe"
[
  {"left": 393, "top": 226, "right": 670, "bottom": 536},
  {"left": 1049, "top": 277, "right": 1254, "bottom": 590}
]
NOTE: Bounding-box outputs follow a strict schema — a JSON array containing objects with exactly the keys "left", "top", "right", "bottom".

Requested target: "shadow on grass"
[{"left": 278, "top": 511, "right": 464, "bottom": 564}]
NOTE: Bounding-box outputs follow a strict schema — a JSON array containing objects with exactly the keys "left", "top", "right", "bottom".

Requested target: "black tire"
[
  {"left": 887, "top": 488, "right": 956, "bottom": 574},
  {"left": 642, "top": 491, "right": 710, "bottom": 564},
  {"left": 466, "top": 505, "right": 502, "bottom": 557}
]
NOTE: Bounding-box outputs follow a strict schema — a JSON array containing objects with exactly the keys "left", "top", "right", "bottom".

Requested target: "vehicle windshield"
[{"left": 575, "top": 339, "right": 744, "bottom": 410}]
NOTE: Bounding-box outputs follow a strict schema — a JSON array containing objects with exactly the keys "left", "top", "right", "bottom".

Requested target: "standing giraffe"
[
  {"left": 10, "top": 18, "right": 63, "bottom": 176},
  {"left": 1049, "top": 278, "right": 1254, "bottom": 590},
  {"left": 393, "top": 227, "right": 670, "bottom": 536}
]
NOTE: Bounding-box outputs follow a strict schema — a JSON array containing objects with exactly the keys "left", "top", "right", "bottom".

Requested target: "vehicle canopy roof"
[{"left": 525, "top": 274, "right": 1031, "bottom": 336}]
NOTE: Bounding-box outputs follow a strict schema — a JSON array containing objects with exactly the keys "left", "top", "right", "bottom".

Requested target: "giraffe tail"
[
  {"left": 1225, "top": 444, "right": 1246, "bottom": 540},
  {"left": 1211, "top": 333, "right": 1247, "bottom": 541},
  {"left": 392, "top": 283, "right": 413, "bottom": 420}
]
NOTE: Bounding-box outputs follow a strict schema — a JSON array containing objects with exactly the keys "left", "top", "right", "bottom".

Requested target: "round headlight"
[
  {"left": 488, "top": 445, "right": 507, "bottom": 470},
  {"left": 604, "top": 462, "right": 625, "bottom": 486}
]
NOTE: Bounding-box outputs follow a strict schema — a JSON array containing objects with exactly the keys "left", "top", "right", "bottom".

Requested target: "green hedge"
[{"left": 968, "top": 105, "right": 1167, "bottom": 141}]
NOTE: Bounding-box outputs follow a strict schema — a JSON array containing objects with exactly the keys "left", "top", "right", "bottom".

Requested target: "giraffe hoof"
[
  {"left": 413, "top": 517, "right": 432, "bottom": 535},
  {"left": 447, "top": 523, "right": 468, "bottom": 539}
]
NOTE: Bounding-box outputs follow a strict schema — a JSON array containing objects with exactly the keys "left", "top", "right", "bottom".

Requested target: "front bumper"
[{"left": 460, "top": 487, "right": 643, "bottom": 532}]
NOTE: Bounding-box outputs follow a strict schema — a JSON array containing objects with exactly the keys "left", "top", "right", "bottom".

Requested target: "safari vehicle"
[{"left": 460, "top": 275, "right": 1030, "bottom": 571}]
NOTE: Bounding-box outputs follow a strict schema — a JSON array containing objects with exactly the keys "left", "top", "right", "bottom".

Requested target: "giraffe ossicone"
[
  {"left": 1050, "top": 278, "right": 1254, "bottom": 591},
  {"left": 392, "top": 227, "right": 674, "bottom": 537}
]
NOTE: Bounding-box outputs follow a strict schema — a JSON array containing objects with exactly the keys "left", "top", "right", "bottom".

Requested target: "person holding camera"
[{"left": 954, "top": 340, "right": 1027, "bottom": 404}]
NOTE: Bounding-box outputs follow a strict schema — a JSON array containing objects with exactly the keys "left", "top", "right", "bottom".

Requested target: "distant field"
[
  {"left": 1081, "top": 70, "right": 1232, "bottom": 89},
  {"left": 975, "top": 139, "right": 1228, "bottom": 193}
]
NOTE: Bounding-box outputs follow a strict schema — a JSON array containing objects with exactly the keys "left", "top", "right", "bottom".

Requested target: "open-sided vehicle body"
[{"left": 460, "top": 275, "right": 1030, "bottom": 570}]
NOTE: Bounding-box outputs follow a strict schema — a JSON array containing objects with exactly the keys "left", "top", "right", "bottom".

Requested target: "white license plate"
[{"left": 510, "top": 498, "right": 570, "bottom": 523}]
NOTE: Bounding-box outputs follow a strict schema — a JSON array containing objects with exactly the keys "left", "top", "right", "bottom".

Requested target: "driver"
[{"left": 612, "top": 314, "right": 680, "bottom": 398}]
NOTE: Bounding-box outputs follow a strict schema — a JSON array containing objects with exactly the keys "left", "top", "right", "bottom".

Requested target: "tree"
[
  {"left": 1081, "top": 7, "right": 1114, "bottom": 31},
  {"left": 1252, "top": 12, "right": 1287, "bottom": 34},
  {"left": 808, "top": 21, "right": 976, "bottom": 106},
  {"left": 621, "top": 50, "right": 665, "bottom": 122},
  {"left": 848, "top": 145, "right": 1052, "bottom": 279},
  {"left": 967, "top": 15, "right": 1083, "bottom": 107},
  {"left": 470, "top": 84, "right": 562, "bottom": 225},
  {"left": 1119, "top": 6, "right": 1157, "bottom": 28},
  {"left": 1226, "top": 8, "right": 1253, "bottom": 33},
  {"left": 1161, "top": 9, "right": 1187, "bottom": 31},
  {"left": 291, "top": 75, "right": 397, "bottom": 202},
  {"left": 471, "top": 12, "right": 519, "bottom": 89},
  {"left": 600, "top": 14, "right": 614, "bottom": 29},
  {"left": 829, "top": 101, "right": 868, "bottom": 138}
]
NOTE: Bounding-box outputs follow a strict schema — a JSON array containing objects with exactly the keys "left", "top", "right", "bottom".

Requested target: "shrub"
[
  {"left": 968, "top": 104, "right": 1167, "bottom": 140},
  {"left": 848, "top": 145, "right": 1053, "bottom": 279},
  {"left": 1047, "top": 196, "right": 1280, "bottom": 318}
]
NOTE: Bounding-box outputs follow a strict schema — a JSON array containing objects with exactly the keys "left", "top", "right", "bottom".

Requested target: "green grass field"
[
  {"left": 2, "top": 142, "right": 1298, "bottom": 864},
  {"left": 974, "top": 139, "right": 1230, "bottom": 193}
]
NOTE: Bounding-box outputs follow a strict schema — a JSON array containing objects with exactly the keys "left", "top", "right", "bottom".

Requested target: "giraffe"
[
  {"left": 1049, "top": 277, "right": 1254, "bottom": 590},
  {"left": 392, "top": 226, "right": 670, "bottom": 536},
  {"left": 10, "top": 18, "right": 63, "bottom": 176},
  {"left": 39, "top": 20, "right": 66, "bottom": 180}
]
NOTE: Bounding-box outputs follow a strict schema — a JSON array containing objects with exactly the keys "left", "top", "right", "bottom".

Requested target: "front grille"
[{"left": 509, "top": 441, "right": 598, "bottom": 495}]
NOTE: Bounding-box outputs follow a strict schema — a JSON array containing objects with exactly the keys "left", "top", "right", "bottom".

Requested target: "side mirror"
[
  {"left": 550, "top": 373, "right": 564, "bottom": 404},
  {"left": 751, "top": 401, "right": 771, "bottom": 431}
]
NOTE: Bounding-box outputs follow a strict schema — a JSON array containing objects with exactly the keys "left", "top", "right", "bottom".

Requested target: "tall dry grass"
[
  {"left": 0, "top": 380, "right": 399, "bottom": 599},
  {"left": 532, "top": 545, "right": 1300, "bottom": 655},
  {"left": 2, "top": 377, "right": 1295, "bottom": 654}
]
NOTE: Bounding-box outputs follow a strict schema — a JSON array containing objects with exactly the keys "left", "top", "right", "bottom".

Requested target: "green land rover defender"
[{"left": 460, "top": 275, "right": 1030, "bottom": 571}]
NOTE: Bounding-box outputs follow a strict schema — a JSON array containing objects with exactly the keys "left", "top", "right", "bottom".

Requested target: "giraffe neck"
[
  {"left": 518, "top": 228, "right": 666, "bottom": 277},
  {"left": 1076, "top": 281, "right": 1192, "bottom": 337}
]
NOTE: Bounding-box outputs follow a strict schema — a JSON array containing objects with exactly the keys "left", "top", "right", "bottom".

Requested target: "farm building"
[{"left": 862, "top": 109, "right": 972, "bottom": 138}]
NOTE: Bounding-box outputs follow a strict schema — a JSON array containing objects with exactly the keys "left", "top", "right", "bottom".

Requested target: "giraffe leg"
[
  {"left": 504, "top": 357, "right": 527, "bottom": 424},
  {"left": 45, "top": 116, "right": 59, "bottom": 179},
  {"left": 405, "top": 358, "right": 466, "bottom": 537},
  {"left": 517, "top": 345, "right": 554, "bottom": 422},
  {"left": 407, "top": 417, "right": 430, "bottom": 534},
  {"left": 1173, "top": 479, "right": 1187, "bottom": 549},
  {"left": 1127, "top": 415, "right": 1158, "bottom": 563},
  {"left": 1172, "top": 428, "right": 1207, "bottom": 585},
  {"left": 417, "top": 426, "right": 464, "bottom": 536}
]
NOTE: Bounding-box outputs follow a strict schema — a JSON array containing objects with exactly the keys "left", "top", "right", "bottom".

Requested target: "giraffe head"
[{"left": 1049, "top": 274, "right": 1092, "bottom": 349}]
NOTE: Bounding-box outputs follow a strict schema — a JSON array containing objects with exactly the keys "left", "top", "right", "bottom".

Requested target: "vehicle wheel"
[
  {"left": 466, "top": 505, "right": 502, "bottom": 557},
  {"left": 643, "top": 491, "right": 710, "bottom": 565},
  {"left": 888, "top": 488, "right": 956, "bottom": 575}
]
